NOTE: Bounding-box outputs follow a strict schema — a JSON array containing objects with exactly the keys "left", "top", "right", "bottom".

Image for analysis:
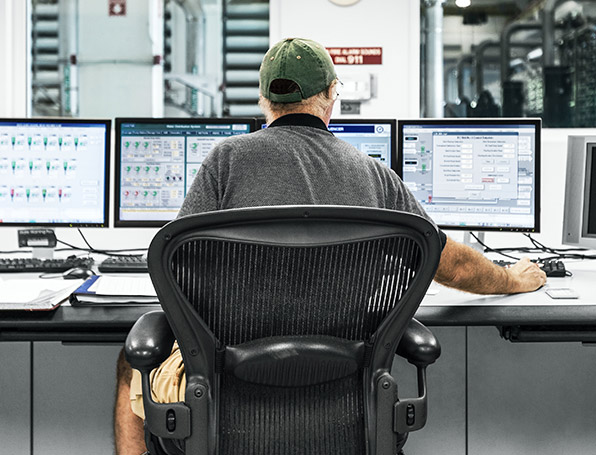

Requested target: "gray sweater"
[{"left": 179, "top": 114, "right": 436, "bottom": 231}]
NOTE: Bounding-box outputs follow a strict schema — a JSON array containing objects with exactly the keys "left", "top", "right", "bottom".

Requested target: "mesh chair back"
[{"left": 147, "top": 206, "right": 441, "bottom": 455}]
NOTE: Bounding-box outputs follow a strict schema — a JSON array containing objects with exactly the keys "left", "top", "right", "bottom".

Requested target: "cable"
[
  {"left": 73, "top": 229, "right": 147, "bottom": 257},
  {"left": 524, "top": 234, "right": 596, "bottom": 261},
  {"left": 468, "top": 232, "right": 520, "bottom": 261},
  {"left": 470, "top": 232, "right": 596, "bottom": 263}
]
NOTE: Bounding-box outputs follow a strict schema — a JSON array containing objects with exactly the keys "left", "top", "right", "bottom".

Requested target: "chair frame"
[{"left": 126, "top": 205, "right": 442, "bottom": 455}]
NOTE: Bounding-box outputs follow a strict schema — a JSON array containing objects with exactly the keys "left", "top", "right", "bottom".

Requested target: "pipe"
[
  {"left": 174, "top": 0, "right": 205, "bottom": 113},
  {"left": 500, "top": 21, "right": 542, "bottom": 85},
  {"left": 423, "top": 0, "right": 445, "bottom": 118},
  {"left": 476, "top": 39, "right": 542, "bottom": 97},
  {"left": 456, "top": 54, "right": 473, "bottom": 101},
  {"left": 58, "top": 0, "right": 78, "bottom": 116},
  {"left": 542, "top": 0, "right": 570, "bottom": 67},
  {"left": 475, "top": 41, "right": 497, "bottom": 97},
  {"left": 420, "top": 11, "right": 427, "bottom": 116}
]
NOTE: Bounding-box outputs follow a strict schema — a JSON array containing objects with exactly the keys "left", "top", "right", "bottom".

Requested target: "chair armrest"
[
  {"left": 125, "top": 310, "right": 175, "bottom": 371},
  {"left": 396, "top": 318, "right": 441, "bottom": 367}
]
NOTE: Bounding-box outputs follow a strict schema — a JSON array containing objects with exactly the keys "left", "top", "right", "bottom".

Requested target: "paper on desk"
[
  {"left": 0, "top": 279, "right": 82, "bottom": 310},
  {"left": 90, "top": 276, "right": 157, "bottom": 297}
]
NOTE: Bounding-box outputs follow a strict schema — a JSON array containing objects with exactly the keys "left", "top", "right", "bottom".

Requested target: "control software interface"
[
  {"left": 260, "top": 119, "right": 396, "bottom": 169},
  {"left": 0, "top": 119, "right": 110, "bottom": 226},
  {"left": 116, "top": 119, "right": 253, "bottom": 226},
  {"left": 400, "top": 120, "right": 540, "bottom": 231},
  {"left": 327, "top": 120, "right": 395, "bottom": 168}
]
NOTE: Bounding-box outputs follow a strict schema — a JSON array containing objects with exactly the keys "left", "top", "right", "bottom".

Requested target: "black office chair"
[{"left": 125, "top": 205, "right": 442, "bottom": 455}]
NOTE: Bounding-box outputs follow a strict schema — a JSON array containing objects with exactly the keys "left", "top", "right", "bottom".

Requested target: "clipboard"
[{"left": 0, "top": 278, "right": 83, "bottom": 311}]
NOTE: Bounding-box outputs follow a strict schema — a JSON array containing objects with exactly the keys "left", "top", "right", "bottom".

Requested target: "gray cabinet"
[
  {"left": 0, "top": 342, "right": 30, "bottom": 455},
  {"left": 467, "top": 326, "right": 596, "bottom": 455},
  {"left": 32, "top": 343, "right": 122, "bottom": 455},
  {"left": 2, "top": 329, "right": 596, "bottom": 454}
]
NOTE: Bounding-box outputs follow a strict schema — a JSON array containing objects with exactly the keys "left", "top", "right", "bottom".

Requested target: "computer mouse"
[{"left": 62, "top": 267, "right": 94, "bottom": 280}]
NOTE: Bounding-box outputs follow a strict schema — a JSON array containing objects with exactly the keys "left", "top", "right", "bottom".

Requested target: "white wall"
[
  {"left": 77, "top": 0, "right": 163, "bottom": 118},
  {"left": 0, "top": 0, "right": 28, "bottom": 117},
  {"left": 270, "top": 0, "right": 420, "bottom": 119}
]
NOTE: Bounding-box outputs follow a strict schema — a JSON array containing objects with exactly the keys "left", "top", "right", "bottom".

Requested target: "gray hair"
[{"left": 259, "top": 79, "right": 338, "bottom": 124}]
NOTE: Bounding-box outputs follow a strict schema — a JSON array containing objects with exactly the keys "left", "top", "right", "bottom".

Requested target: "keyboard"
[
  {"left": 0, "top": 256, "right": 94, "bottom": 273},
  {"left": 98, "top": 256, "right": 148, "bottom": 273},
  {"left": 493, "top": 259, "right": 567, "bottom": 277}
]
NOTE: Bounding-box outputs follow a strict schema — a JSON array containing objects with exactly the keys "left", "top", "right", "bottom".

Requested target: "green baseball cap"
[{"left": 259, "top": 38, "right": 337, "bottom": 103}]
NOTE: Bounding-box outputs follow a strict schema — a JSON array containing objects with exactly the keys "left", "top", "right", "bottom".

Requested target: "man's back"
[{"left": 179, "top": 114, "right": 428, "bottom": 219}]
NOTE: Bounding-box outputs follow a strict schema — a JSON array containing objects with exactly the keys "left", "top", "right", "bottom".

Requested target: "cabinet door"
[
  {"left": 0, "top": 342, "right": 31, "bottom": 455},
  {"left": 468, "top": 326, "right": 596, "bottom": 455},
  {"left": 392, "top": 327, "right": 467, "bottom": 455},
  {"left": 33, "top": 342, "right": 122, "bottom": 455}
]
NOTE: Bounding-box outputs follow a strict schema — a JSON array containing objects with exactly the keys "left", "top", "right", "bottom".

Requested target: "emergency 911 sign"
[{"left": 326, "top": 47, "right": 383, "bottom": 65}]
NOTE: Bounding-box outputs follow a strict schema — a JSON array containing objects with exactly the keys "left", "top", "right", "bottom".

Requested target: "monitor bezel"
[
  {"left": 114, "top": 117, "right": 256, "bottom": 228},
  {"left": 562, "top": 136, "right": 596, "bottom": 248},
  {"left": 398, "top": 118, "right": 541, "bottom": 233},
  {"left": 0, "top": 117, "right": 111, "bottom": 228},
  {"left": 256, "top": 117, "right": 399, "bottom": 175}
]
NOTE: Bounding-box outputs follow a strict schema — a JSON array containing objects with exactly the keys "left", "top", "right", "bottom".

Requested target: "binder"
[{"left": 70, "top": 275, "right": 159, "bottom": 305}]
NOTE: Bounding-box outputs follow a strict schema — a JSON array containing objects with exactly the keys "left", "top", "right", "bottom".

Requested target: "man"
[{"left": 114, "top": 38, "right": 546, "bottom": 454}]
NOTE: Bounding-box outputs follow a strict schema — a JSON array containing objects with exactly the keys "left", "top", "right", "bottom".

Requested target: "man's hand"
[
  {"left": 506, "top": 257, "right": 547, "bottom": 293},
  {"left": 434, "top": 237, "right": 547, "bottom": 295}
]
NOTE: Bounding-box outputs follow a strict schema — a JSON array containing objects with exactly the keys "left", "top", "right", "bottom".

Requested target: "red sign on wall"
[
  {"left": 109, "top": 0, "right": 126, "bottom": 16},
  {"left": 326, "top": 47, "right": 383, "bottom": 65}
]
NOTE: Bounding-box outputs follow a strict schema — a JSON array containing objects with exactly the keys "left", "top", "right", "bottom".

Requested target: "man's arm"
[{"left": 434, "top": 236, "right": 547, "bottom": 294}]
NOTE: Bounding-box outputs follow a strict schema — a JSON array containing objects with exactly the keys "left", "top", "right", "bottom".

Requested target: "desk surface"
[
  {"left": 419, "top": 263, "right": 596, "bottom": 326},
  {"left": 1, "top": 262, "right": 596, "bottom": 342}
]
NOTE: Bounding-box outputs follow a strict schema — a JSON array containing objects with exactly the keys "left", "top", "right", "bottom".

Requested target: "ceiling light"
[{"left": 456, "top": 0, "right": 471, "bottom": 7}]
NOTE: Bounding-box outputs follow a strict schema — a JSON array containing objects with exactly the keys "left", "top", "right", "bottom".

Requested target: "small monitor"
[
  {"left": 562, "top": 135, "right": 596, "bottom": 248},
  {"left": 399, "top": 118, "right": 541, "bottom": 232},
  {"left": 0, "top": 118, "right": 111, "bottom": 227},
  {"left": 258, "top": 118, "right": 397, "bottom": 170},
  {"left": 115, "top": 118, "right": 255, "bottom": 227}
]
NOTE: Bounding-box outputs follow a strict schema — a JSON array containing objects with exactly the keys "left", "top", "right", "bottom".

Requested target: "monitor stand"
[
  {"left": 463, "top": 231, "right": 485, "bottom": 253},
  {"left": 18, "top": 229, "right": 57, "bottom": 259},
  {"left": 31, "top": 246, "right": 54, "bottom": 260}
]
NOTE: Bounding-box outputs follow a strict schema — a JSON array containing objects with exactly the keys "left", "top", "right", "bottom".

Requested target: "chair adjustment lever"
[
  {"left": 394, "top": 364, "right": 429, "bottom": 434},
  {"left": 394, "top": 397, "right": 427, "bottom": 433}
]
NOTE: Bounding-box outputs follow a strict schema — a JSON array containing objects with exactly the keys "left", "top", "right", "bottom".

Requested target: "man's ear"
[{"left": 327, "top": 83, "right": 336, "bottom": 100}]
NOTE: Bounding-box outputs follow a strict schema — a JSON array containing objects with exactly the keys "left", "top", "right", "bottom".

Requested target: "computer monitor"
[
  {"left": 257, "top": 118, "right": 397, "bottom": 170},
  {"left": 399, "top": 118, "right": 541, "bottom": 232},
  {"left": 115, "top": 118, "right": 255, "bottom": 227},
  {"left": 562, "top": 135, "right": 596, "bottom": 248},
  {"left": 0, "top": 118, "right": 111, "bottom": 227}
]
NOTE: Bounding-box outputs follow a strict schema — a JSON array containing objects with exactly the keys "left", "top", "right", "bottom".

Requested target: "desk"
[
  {"left": 2, "top": 265, "right": 596, "bottom": 342},
  {"left": 0, "top": 304, "right": 157, "bottom": 342},
  {"left": 1, "top": 266, "right": 596, "bottom": 455}
]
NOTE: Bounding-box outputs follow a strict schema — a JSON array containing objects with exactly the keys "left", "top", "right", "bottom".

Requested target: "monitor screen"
[
  {"left": 328, "top": 119, "right": 396, "bottom": 169},
  {"left": 115, "top": 118, "right": 255, "bottom": 227},
  {"left": 0, "top": 118, "right": 110, "bottom": 227},
  {"left": 258, "top": 118, "right": 397, "bottom": 170},
  {"left": 399, "top": 119, "right": 541, "bottom": 232}
]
